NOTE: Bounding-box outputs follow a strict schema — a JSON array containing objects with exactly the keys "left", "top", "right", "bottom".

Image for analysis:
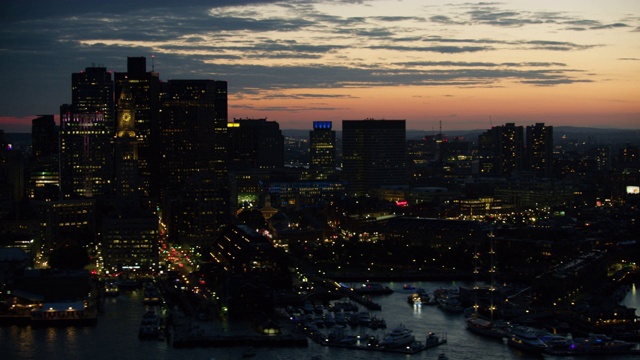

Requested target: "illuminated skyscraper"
[
  {"left": 160, "top": 79, "right": 229, "bottom": 245},
  {"left": 59, "top": 66, "right": 113, "bottom": 199},
  {"left": 526, "top": 123, "right": 553, "bottom": 177},
  {"left": 342, "top": 119, "right": 406, "bottom": 196},
  {"left": 478, "top": 123, "right": 524, "bottom": 177},
  {"left": 114, "top": 57, "right": 161, "bottom": 203},
  {"left": 309, "top": 121, "right": 336, "bottom": 180}
]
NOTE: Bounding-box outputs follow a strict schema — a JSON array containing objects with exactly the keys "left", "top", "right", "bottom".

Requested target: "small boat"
[{"left": 438, "top": 353, "right": 449, "bottom": 360}]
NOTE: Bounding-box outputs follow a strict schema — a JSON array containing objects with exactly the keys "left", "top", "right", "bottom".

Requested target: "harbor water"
[{"left": 2, "top": 281, "right": 640, "bottom": 360}]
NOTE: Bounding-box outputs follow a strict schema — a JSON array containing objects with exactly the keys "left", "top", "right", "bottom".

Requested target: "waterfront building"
[
  {"left": 532, "top": 251, "right": 608, "bottom": 306},
  {"left": 59, "top": 66, "right": 113, "bottom": 199},
  {"left": 1, "top": 269, "right": 98, "bottom": 325},
  {"left": 228, "top": 118, "right": 284, "bottom": 171},
  {"left": 526, "top": 123, "right": 553, "bottom": 177},
  {"left": 102, "top": 214, "right": 158, "bottom": 273},
  {"left": 32, "top": 199, "right": 97, "bottom": 257},
  {"left": 211, "top": 224, "right": 291, "bottom": 318},
  {"left": 342, "top": 119, "right": 406, "bottom": 196},
  {"left": 114, "top": 57, "right": 162, "bottom": 203},
  {"left": 309, "top": 121, "right": 336, "bottom": 180}
]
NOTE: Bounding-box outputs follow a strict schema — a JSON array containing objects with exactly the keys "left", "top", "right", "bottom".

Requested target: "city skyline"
[{"left": 1, "top": 0, "right": 639, "bottom": 133}]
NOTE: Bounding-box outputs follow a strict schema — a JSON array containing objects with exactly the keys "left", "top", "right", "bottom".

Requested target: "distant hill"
[{"left": 284, "top": 127, "right": 640, "bottom": 145}]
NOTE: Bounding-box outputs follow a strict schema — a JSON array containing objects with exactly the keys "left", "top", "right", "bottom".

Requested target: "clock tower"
[
  {"left": 117, "top": 84, "right": 136, "bottom": 138},
  {"left": 115, "top": 83, "right": 140, "bottom": 212}
]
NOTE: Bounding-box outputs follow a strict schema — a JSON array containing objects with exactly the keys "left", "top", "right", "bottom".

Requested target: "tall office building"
[
  {"left": 227, "top": 118, "right": 284, "bottom": 171},
  {"left": 102, "top": 214, "right": 158, "bottom": 273},
  {"left": 32, "top": 115, "right": 58, "bottom": 159},
  {"left": 478, "top": 123, "right": 524, "bottom": 177},
  {"left": 114, "top": 57, "right": 161, "bottom": 203},
  {"left": 28, "top": 115, "right": 59, "bottom": 200},
  {"left": 309, "top": 121, "right": 336, "bottom": 180},
  {"left": 526, "top": 123, "right": 553, "bottom": 177},
  {"left": 160, "top": 80, "right": 228, "bottom": 193},
  {"left": 342, "top": 119, "right": 406, "bottom": 196},
  {"left": 59, "top": 66, "right": 114, "bottom": 199},
  {"left": 160, "top": 80, "right": 229, "bottom": 245},
  {"left": 114, "top": 84, "right": 140, "bottom": 212},
  {"left": 102, "top": 82, "right": 159, "bottom": 274}
]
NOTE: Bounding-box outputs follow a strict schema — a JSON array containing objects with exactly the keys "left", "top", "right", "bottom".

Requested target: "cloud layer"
[{"left": 1, "top": 0, "right": 638, "bottom": 130}]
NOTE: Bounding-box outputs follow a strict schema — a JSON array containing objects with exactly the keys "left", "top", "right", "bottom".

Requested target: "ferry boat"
[{"left": 30, "top": 301, "right": 98, "bottom": 326}]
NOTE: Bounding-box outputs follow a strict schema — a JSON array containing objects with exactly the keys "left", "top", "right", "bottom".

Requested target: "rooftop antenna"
[
  {"left": 439, "top": 120, "right": 442, "bottom": 135},
  {"left": 489, "top": 116, "right": 493, "bottom": 128},
  {"left": 151, "top": 54, "right": 155, "bottom": 72}
]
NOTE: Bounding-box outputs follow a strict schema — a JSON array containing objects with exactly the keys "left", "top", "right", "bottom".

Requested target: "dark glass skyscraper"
[
  {"left": 309, "top": 121, "right": 336, "bottom": 180},
  {"left": 342, "top": 119, "right": 406, "bottom": 196},
  {"left": 59, "top": 67, "right": 113, "bottom": 199},
  {"left": 160, "top": 79, "right": 229, "bottom": 246},
  {"left": 29, "top": 115, "right": 59, "bottom": 200},
  {"left": 227, "top": 118, "right": 284, "bottom": 171}
]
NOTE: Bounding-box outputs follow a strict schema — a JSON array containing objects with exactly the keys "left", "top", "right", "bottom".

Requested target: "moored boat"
[
  {"left": 138, "top": 310, "right": 161, "bottom": 339},
  {"left": 507, "top": 326, "right": 548, "bottom": 354},
  {"left": 353, "top": 282, "right": 393, "bottom": 295},
  {"left": 466, "top": 316, "right": 509, "bottom": 340},
  {"left": 379, "top": 324, "right": 415, "bottom": 348}
]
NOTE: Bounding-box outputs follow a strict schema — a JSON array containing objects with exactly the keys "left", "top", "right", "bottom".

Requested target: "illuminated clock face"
[{"left": 122, "top": 113, "right": 131, "bottom": 122}]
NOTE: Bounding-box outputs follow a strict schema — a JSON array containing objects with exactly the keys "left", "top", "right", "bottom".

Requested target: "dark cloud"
[
  {"left": 0, "top": 0, "right": 282, "bottom": 21},
  {"left": 369, "top": 45, "right": 492, "bottom": 53},
  {"left": 522, "top": 40, "right": 597, "bottom": 51},
  {"left": 372, "top": 16, "right": 425, "bottom": 22}
]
